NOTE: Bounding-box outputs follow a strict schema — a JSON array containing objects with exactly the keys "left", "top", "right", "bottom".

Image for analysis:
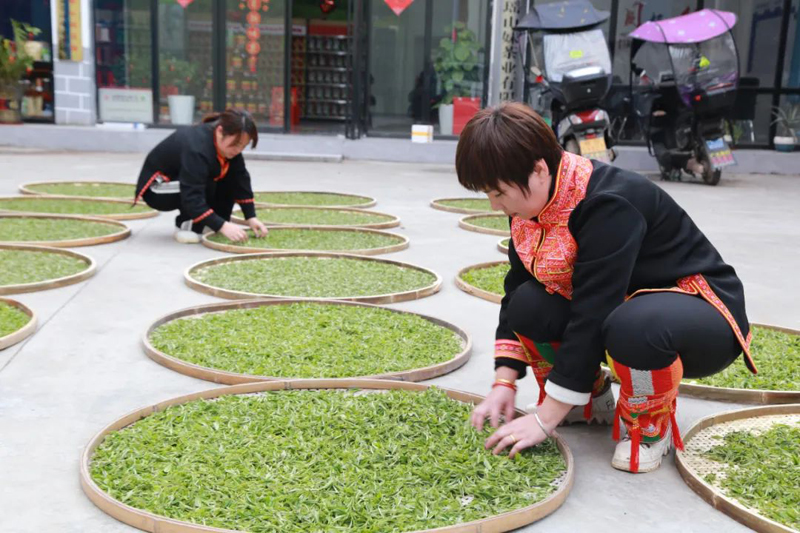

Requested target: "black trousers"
[
  {"left": 140, "top": 177, "right": 235, "bottom": 232},
  {"left": 507, "top": 280, "right": 741, "bottom": 379}
]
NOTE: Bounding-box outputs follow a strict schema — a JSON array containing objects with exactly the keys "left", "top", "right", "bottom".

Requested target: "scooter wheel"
[{"left": 703, "top": 168, "right": 721, "bottom": 186}]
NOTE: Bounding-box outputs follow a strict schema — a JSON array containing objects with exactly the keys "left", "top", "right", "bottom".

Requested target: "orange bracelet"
[{"left": 492, "top": 379, "right": 517, "bottom": 392}]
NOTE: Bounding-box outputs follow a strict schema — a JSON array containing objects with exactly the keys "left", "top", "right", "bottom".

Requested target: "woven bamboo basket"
[
  {"left": 455, "top": 260, "right": 509, "bottom": 304},
  {"left": 0, "top": 213, "right": 130, "bottom": 247},
  {"left": 0, "top": 243, "right": 96, "bottom": 295},
  {"left": 0, "top": 297, "right": 37, "bottom": 350}
]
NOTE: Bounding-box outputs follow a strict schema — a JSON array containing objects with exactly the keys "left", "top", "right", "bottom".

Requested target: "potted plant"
[
  {"left": 160, "top": 54, "right": 198, "bottom": 125},
  {"left": 771, "top": 103, "right": 800, "bottom": 152},
  {"left": 433, "top": 22, "right": 483, "bottom": 136},
  {"left": 0, "top": 20, "right": 41, "bottom": 124}
]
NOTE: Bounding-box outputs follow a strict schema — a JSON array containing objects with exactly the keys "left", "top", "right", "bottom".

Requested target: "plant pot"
[
  {"left": 773, "top": 135, "right": 795, "bottom": 152},
  {"left": 439, "top": 103, "right": 454, "bottom": 136},
  {"left": 168, "top": 95, "right": 196, "bottom": 126},
  {"left": 0, "top": 81, "right": 24, "bottom": 125}
]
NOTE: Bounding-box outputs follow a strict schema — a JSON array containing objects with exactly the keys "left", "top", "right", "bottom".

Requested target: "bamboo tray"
[
  {"left": 0, "top": 213, "right": 130, "bottom": 247},
  {"left": 675, "top": 404, "right": 800, "bottom": 533},
  {"left": 430, "top": 197, "right": 497, "bottom": 214},
  {"left": 231, "top": 205, "right": 400, "bottom": 229},
  {"left": 185, "top": 251, "right": 442, "bottom": 304},
  {"left": 81, "top": 379, "right": 574, "bottom": 533},
  {"left": 0, "top": 195, "right": 157, "bottom": 221},
  {"left": 0, "top": 243, "right": 96, "bottom": 295},
  {"left": 679, "top": 324, "right": 800, "bottom": 404},
  {"left": 19, "top": 180, "right": 136, "bottom": 200},
  {"left": 455, "top": 260, "right": 509, "bottom": 304},
  {"left": 143, "top": 299, "right": 472, "bottom": 384},
  {"left": 201, "top": 226, "right": 409, "bottom": 256},
  {"left": 497, "top": 237, "right": 510, "bottom": 254},
  {"left": 458, "top": 214, "right": 510, "bottom": 236},
  {"left": 252, "top": 190, "right": 376, "bottom": 209},
  {"left": 0, "top": 297, "right": 37, "bottom": 350}
]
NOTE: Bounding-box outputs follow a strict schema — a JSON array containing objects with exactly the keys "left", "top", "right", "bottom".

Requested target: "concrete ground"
[{"left": 0, "top": 151, "right": 798, "bottom": 533}]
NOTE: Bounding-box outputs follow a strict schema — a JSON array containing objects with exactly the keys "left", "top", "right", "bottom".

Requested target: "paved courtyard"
[{"left": 1, "top": 150, "right": 798, "bottom": 532}]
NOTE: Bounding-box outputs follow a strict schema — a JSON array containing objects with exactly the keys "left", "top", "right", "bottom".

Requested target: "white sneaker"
[
  {"left": 174, "top": 221, "right": 201, "bottom": 244},
  {"left": 525, "top": 377, "right": 615, "bottom": 426},
  {"left": 611, "top": 425, "right": 673, "bottom": 473}
]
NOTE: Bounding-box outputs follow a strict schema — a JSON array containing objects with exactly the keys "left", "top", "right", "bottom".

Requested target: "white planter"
[
  {"left": 168, "top": 95, "right": 196, "bottom": 125},
  {"left": 774, "top": 135, "right": 796, "bottom": 152},
  {"left": 439, "top": 104, "right": 454, "bottom": 136}
]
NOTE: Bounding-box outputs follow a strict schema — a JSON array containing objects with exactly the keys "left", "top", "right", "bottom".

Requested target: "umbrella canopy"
[
  {"left": 515, "top": 0, "right": 609, "bottom": 31},
  {"left": 629, "top": 9, "right": 737, "bottom": 44}
]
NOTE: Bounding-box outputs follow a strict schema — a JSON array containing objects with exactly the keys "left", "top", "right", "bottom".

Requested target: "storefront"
[{"left": 92, "top": 0, "right": 492, "bottom": 138}]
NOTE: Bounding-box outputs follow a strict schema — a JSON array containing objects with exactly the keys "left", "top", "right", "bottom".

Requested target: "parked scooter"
[
  {"left": 515, "top": 0, "right": 615, "bottom": 162},
  {"left": 629, "top": 9, "right": 739, "bottom": 185}
]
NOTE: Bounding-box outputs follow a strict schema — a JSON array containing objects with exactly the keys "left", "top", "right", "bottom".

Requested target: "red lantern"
[
  {"left": 247, "top": 0, "right": 261, "bottom": 9},
  {"left": 246, "top": 26, "right": 260, "bottom": 40},
  {"left": 320, "top": 0, "right": 337, "bottom": 14},
  {"left": 246, "top": 11, "right": 261, "bottom": 25},
  {"left": 246, "top": 41, "right": 261, "bottom": 56}
]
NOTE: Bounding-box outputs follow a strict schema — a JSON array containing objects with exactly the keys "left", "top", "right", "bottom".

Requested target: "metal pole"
[
  {"left": 770, "top": 0, "right": 792, "bottom": 147},
  {"left": 213, "top": 0, "right": 227, "bottom": 113},
  {"left": 422, "top": 0, "right": 434, "bottom": 124},
  {"left": 283, "top": 0, "right": 292, "bottom": 133},
  {"left": 150, "top": 0, "right": 159, "bottom": 124}
]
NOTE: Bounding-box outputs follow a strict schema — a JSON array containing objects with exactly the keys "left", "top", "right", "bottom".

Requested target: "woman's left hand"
[
  {"left": 247, "top": 218, "right": 269, "bottom": 237},
  {"left": 484, "top": 414, "right": 556, "bottom": 459}
]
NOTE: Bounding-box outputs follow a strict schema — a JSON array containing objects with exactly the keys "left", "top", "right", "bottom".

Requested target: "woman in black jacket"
[
  {"left": 459, "top": 103, "right": 754, "bottom": 474},
  {"left": 134, "top": 109, "right": 268, "bottom": 244}
]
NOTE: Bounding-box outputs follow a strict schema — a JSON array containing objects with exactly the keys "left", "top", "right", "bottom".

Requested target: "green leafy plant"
[
  {"left": 771, "top": 103, "right": 800, "bottom": 142},
  {"left": 0, "top": 249, "right": 90, "bottom": 287},
  {"left": 26, "top": 182, "right": 136, "bottom": 199},
  {"left": 433, "top": 22, "right": 483, "bottom": 106},
  {"left": 90, "top": 388, "right": 566, "bottom": 533},
  {"left": 159, "top": 54, "right": 198, "bottom": 94},
  {"left": 0, "top": 301, "right": 31, "bottom": 338},
  {"left": 254, "top": 192, "right": 373, "bottom": 207},
  {"left": 460, "top": 262, "right": 510, "bottom": 297},
  {"left": 0, "top": 217, "right": 121, "bottom": 242},
  {"left": 191, "top": 256, "right": 437, "bottom": 298},
  {"left": 0, "top": 20, "right": 41, "bottom": 85},
  {"left": 247, "top": 207, "right": 394, "bottom": 227},
  {"left": 0, "top": 197, "right": 152, "bottom": 215},
  {"left": 702, "top": 422, "right": 799, "bottom": 529},
  {"left": 150, "top": 302, "right": 464, "bottom": 378},
  {"left": 207, "top": 228, "right": 403, "bottom": 252}
]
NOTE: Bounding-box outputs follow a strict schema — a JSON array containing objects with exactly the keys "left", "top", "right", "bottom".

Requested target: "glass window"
[
  {"left": 542, "top": 29, "right": 612, "bottom": 82},
  {"left": 368, "top": 0, "right": 427, "bottom": 134},
  {"left": 225, "top": 0, "right": 287, "bottom": 128},
  {"left": 782, "top": 1, "right": 800, "bottom": 87},
  {"left": 95, "top": 0, "right": 153, "bottom": 123},
  {"left": 730, "top": 93, "right": 773, "bottom": 145},
  {"left": 157, "top": 0, "right": 214, "bottom": 125}
]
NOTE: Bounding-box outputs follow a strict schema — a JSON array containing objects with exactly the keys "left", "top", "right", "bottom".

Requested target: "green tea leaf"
[
  {"left": 0, "top": 301, "right": 31, "bottom": 337},
  {"left": 460, "top": 263, "right": 509, "bottom": 297},
  {"left": 253, "top": 192, "right": 372, "bottom": 207},
  {"left": 207, "top": 228, "right": 403, "bottom": 252},
  {"left": 25, "top": 182, "right": 135, "bottom": 199},
  {"left": 0, "top": 249, "right": 90, "bottom": 286},
  {"left": 0, "top": 198, "right": 151, "bottom": 216},
  {"left": 0, "top": 217, "right": 121, "bottom": 242}
]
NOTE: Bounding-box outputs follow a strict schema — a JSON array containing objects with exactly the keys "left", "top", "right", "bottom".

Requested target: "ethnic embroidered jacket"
[
  {"left": 495, "top": 152, "right": 752, "bottom": 398},
  {"left": 134, "top": 124, "right": 256, "bottom": 232}
]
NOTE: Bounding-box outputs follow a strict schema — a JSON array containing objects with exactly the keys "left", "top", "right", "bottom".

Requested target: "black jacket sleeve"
[
  {"left": 178, "top": 146, "right": 226, "bottom": 232},
  {"left": 546, "top": 193, "right": 646, "bottom": 394},
  {"left": 228, "top": 155, "right": 257, "bottom": 220}
]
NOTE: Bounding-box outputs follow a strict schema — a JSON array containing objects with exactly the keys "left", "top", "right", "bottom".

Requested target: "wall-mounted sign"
[
  {"left": 56, "top": 0, "right": 83, "bottom": 61},
  {"left": 98, "top": 88, "right": 154, "bottom": 124}
]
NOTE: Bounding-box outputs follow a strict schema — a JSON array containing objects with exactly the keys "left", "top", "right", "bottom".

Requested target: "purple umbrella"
[{"left": 629, "top": 9, "right": 737, "bottom": 44}]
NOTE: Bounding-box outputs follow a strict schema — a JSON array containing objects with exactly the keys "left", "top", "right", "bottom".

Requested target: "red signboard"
[{"left": 384, "top": 0, "right": 413, "bottom": 16}]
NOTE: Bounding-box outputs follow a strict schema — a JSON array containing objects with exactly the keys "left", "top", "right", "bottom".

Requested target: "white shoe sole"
[
  {"left": 174, "top": 230, "right": 201, "bottom": 244},
  {"left": 611, "top": 437, "right": 672, "bottom": 473}
]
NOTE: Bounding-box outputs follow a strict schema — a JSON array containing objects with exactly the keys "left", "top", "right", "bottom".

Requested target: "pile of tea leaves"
[
  {"left": 0, "top": 217, "right": 122, "bottom": 242},
  {"left": 206, "top": 228, "right": 403, "bottom": 252},
  {"left": 460, "top": 263, "right": 510, "bottom": 298},
  {"left": 24, "top": 182, "right": 135, "bottom": 198},
  {"left": 0, "top": 301, "right": 31, "bottom": 338},
  {"left": 464, "top": 215, "right": 509, "bottom": 232},
  {"left": 702, "top": 422, "right": 800, "bottom": 530},
  {"left": 0, "top": 197, "right": 151, "bottom": 216},
  {"left": 248, "top": 207, "right": 394, "bottom": 227},
  {"left": 90, "top": 388, "right": 566, "bottom": 533},
  {"left": 0, "top": 249, "right": 90, "bottom": 287},
  {"left": 150, "top": 302, "right": 463, "bottom": 377},
  {"left": 685, "top": 326, "right": 799, "bottom": 391},
  {"left": 437, "top": 198, "right": 495, "bottom": 212},
  {"left": 191, "top": 256, "right": 436, "bottom": 298},
  {"left": 254, "top": 191, "right": 372, "bottom": 207}
]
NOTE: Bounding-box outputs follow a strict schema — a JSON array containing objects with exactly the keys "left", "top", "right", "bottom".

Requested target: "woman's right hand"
[
  {"left": 219, "top": 221, "right": 248, "bottom": 242},
  {"left": 470, "top": 385, "right": 517, "bottom": 431}
]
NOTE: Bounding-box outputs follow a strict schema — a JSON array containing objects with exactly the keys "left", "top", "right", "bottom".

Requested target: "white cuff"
[{"left": 544, "top": 381, "right": 591, "bottom": 406}]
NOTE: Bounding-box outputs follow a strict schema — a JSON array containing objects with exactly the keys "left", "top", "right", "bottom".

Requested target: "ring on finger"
[{"left": 508, "top": 433, "right": 517, "bottom": 445}]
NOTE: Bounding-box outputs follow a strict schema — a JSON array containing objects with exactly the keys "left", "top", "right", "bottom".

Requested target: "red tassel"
[
  {"left": 630, "top": 428, "right": 640, "bottom": 473},
  {"left": 612, "top": 406, "right": 621, "bottom": 441},
  {"left": 583, "top": 400, "right": 592, "bottom": 421},
  {"left": 670, "top": 411, "right": 684, "bottom": 451}
]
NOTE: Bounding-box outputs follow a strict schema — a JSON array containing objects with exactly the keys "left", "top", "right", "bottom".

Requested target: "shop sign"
[{"left": 98, "top": 88, "right": 153, "bottom": 124}]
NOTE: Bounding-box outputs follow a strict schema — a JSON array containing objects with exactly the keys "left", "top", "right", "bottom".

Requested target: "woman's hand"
[
  {"left": 219, "top": 221, "right": 248, "bottom": 242},
  {"left": 246, "top": 217, "right": 269, "bottom": 238},
  {"left": 471, "top": 386, "right": 517, "bottom": 431},
  {"left": 484, "top": 396, "right": 571, "bottom": 459}
]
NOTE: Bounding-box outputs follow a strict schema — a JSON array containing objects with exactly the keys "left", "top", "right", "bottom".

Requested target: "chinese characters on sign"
[
  {"left": 56, "top": 0, "right": 83, "bottom": 61},
  {"left": 499, "top": 0, "right": 521, "bottom": 102}
]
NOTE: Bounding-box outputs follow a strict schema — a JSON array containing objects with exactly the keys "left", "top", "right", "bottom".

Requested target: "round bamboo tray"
[
  {"left": 253, "top": 190, "right": 377, "bottom": 209},
  {"left": 201, "top": 226, "right": 409, "bottom": 256},
  {"left": 455, "top": 260, "right": 509, "bottom": 304},
  {"left": 19, "top": 180, "right": 136, "bottom": 200},
  {"left": 679, "top": 323, "right": 800, "bottom": 404},
  {"left": 143, "top": 299, "right": 471, "bottom": 384},
  {"left": 430, "top": 197, "right": 497, "bottom": 215},
  {"left": 231, "top": 205, "right": 400, "bottom": 229},
  {"left": 0, "top": 213, "right": 130, "bottom": 247},
  {"left": 0, "top": 243, "right": 96, "bottom": 295},
  {"left": 0, "top": 297, "right": 37, "bottom": 350},
  {"left": 458, "top": 214, "right": 510, "bottom": 236},
  {"left": 185, "top": 251, "right": 442, "bottom": 304},
  {"left": 675, "top": 404, "right": 800, "bottom": 533},
  {"left": 497, "top": 237, "right": 510, "bottom": 254},
  {"left": 81, "top": 379, "right": 574, "bottom": 533},
  {"left": 0, "top": 195, "right": 157, "bottom": 221}
]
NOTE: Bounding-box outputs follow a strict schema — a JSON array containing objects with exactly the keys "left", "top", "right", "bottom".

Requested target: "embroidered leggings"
[
  {"left": 141, "top": 176, "right": 236, "bottom": 232},
  {"left": 506, "top": 280, "right": 741, "bottom": 378}
]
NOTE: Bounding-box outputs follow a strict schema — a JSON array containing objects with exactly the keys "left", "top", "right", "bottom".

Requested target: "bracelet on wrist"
[
  {"left": 492, "top": 379, "right": 517, "bottom": 392},
  {"left": 532, "top": 411, "right": 553, "bottom": 438}
]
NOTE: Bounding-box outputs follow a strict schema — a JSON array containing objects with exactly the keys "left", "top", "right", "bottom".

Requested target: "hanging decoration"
[
  {"left": 384, "top": 0, "right": 414, "bottom": 16},
  {"left": 238, "top": 0, "right": 271, "bottom": 73},
  {"left": 320, "top": 0, "right": 337, "bottom": 15}
]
